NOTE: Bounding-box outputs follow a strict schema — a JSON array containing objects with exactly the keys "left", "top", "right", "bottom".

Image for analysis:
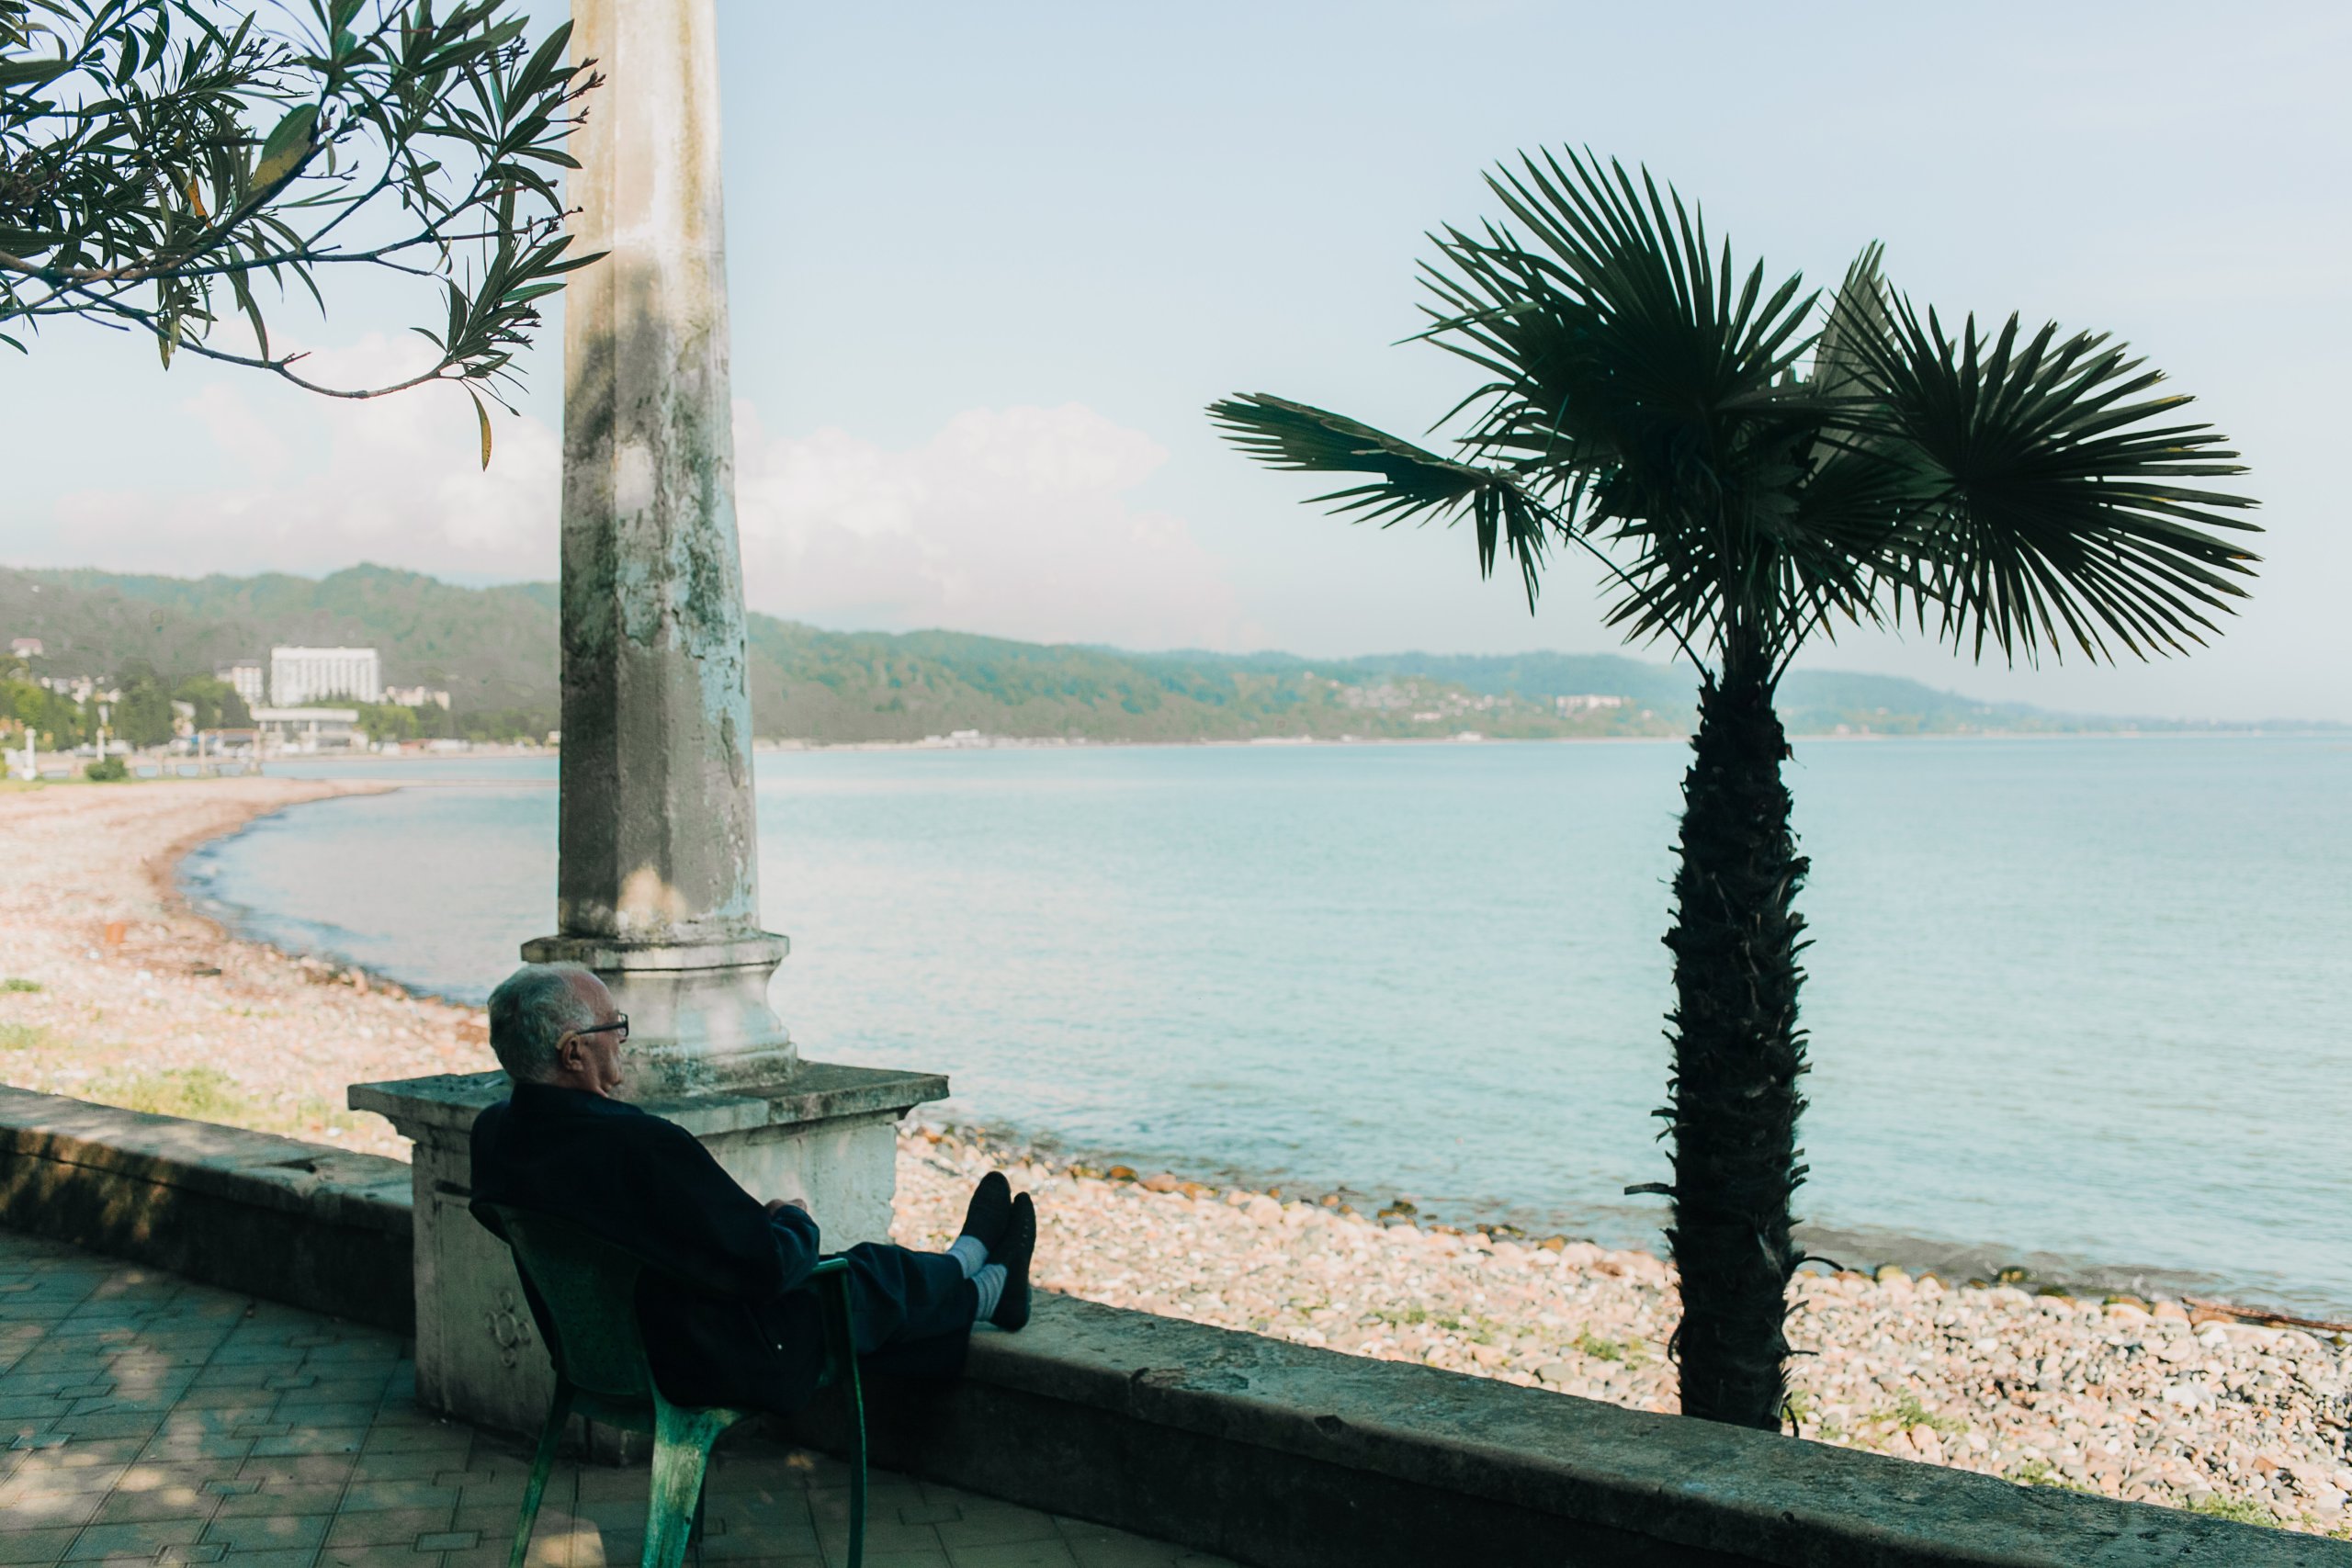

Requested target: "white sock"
[
  {"left": 947, "top": 1235, "right": 988, "bottom": 1280},
  {"left": 970, "top": 1263, "right": 1006, "bottom": 1323}
]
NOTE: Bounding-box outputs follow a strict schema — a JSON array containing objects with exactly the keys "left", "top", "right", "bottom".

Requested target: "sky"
[{"left": 5, "top": 1, "right": 2346, "bottom": 721}]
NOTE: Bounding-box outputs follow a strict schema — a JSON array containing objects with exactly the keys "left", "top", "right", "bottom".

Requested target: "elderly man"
[{"left": 469, "top": 963, "right": 1034, "bottom": 1415}]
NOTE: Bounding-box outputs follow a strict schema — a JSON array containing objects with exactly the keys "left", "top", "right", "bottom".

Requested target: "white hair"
[{"left": 486, "top": 963, "right": 598, "bottom": 1083}]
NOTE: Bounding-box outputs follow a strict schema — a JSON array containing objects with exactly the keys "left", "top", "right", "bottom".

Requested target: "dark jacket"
[{"left": 469, "top": 1081, "right": 835, "bottom": 1414}]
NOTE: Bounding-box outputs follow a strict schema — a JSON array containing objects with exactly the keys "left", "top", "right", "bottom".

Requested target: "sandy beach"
[{"left": 0, "top": 776, "right": 2344, "bottom": 1537}]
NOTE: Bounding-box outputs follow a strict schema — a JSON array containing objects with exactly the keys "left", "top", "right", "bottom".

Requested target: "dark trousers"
[{"left": 833, "top": 1243, "right": 975, "bottom": 1379}]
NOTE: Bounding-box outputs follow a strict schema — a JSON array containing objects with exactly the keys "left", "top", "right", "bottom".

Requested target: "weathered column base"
[
  {"left": 349, "top": 1063, "right": 947, "bottom": 1441},
  {"left": 517, "top": 932, "right": 797, "bottom": 1097}
]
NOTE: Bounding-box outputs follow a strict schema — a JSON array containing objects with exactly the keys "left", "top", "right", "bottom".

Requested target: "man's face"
[{"left": 556, "top": 971, "right": 627, "bottom": 1097}]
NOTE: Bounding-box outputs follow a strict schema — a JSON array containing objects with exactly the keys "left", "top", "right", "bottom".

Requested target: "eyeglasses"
[{"left": 571, "top": 1014, "right": 628, "bottom": 1044}]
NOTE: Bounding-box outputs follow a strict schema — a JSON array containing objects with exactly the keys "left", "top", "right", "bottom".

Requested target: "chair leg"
[
  {"left": 640, "top": 1406, "right": 728, "bottom": 1568},
  {"left": 840, "top": 1357, "right": 866, "bottom": 1568},
  {"left": 510, "top": 1384, "right": 573, "bottom": 1568},
  {"left": 815, "top": 1270, "right": 868, "bottom": 1568}
]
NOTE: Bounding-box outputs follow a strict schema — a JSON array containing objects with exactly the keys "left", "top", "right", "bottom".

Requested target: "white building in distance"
[
  {"left": 269, "top": 646, "right": 381, "bottom": 707},
  {"left": 216, "top": 660, "right": 266, "bottom": 712}
]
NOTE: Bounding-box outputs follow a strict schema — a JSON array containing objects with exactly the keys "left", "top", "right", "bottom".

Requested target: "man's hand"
[{"left": 763, "top": 1197, "right": 810, "bottom": 1218}]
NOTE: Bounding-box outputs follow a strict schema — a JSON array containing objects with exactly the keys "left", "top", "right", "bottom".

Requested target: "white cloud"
[
  {"left": 731, "top": 401, "right": 1251, "bottom": 648},
  {"left": 38, "top": 373, "right": 1251, "bottom": 649},
  {"left": 50, "top": 333, "right": 560, "bottom": 580}
]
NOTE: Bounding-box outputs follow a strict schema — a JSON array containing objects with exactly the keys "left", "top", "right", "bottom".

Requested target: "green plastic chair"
[{"left": 487, "top": 1204, "right": 866, "bottom": 1568}]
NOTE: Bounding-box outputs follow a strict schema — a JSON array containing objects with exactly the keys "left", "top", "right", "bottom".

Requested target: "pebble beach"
[{"left": 0, "top": 776, "right": 2345, "bottom": 1537}]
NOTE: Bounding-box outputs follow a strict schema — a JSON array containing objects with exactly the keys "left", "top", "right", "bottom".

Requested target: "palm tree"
[{"left": 1208, "top": 151, "right": 2258, "bottom": 1430}]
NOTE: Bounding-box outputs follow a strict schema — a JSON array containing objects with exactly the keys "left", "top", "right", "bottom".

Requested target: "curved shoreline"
[
  {"left": 0, "top": 778, "right": 2344, "bottom": 1532},
  {"left": 0, "top": 776, "right": 492, "bottom": 1157}
]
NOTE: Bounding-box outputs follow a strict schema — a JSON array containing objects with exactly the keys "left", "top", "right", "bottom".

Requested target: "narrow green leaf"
[
  {"left": 469, "top": 390, "right": 492, "bottom": 469},
  {"left": 253, "top": 104, "right": 320, "bottom": 189}
]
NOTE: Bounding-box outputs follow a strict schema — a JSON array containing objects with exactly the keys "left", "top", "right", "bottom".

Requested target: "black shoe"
[
  {"left": 960, "top": 1170, "right": 1013, "bottom": 1255},
  {"left": 989, "top": 1193, "right": 1035, "bottom": 1332}
]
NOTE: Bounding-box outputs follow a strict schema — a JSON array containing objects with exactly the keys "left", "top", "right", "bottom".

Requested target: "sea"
[{"left": 179, "top": 735, "right": 2352, "bottom": 1316}]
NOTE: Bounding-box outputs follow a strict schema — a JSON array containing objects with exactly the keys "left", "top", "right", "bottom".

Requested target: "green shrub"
[{"left": 83, "top": 757, "right": 130, "bottom": 782}]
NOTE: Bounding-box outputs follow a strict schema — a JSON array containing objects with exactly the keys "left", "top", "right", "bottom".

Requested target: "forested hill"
[{"left": 0, "top": 564, "right": 2279, "bottom": 744}]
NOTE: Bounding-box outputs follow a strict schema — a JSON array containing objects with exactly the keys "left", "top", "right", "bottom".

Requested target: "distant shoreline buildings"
[
  {"left": 267, "top": 646, "right": 381, "bottom": 707},
  {"left": 192, "top": 648, "right": 453, "bottom": 754},
  {"left": 219, "top": 659, "right": 265, "bottom": 712}
]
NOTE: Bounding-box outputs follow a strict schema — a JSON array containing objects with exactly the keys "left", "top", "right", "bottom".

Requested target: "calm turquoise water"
[{"left": 186, "top": 737, "right": 2352, "bottom": 1313}]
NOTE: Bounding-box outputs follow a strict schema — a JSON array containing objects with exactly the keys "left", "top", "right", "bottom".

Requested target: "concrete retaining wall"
[
  {"left": 0, "top": 1088, "right": 2333, "bottom": 1567},
  {"left": 0, "top": 1085, "right": 413, "bottom": 1332}
]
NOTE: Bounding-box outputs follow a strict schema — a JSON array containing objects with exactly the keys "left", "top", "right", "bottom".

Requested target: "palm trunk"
[{"left": 1660, "top": 658, "right": 1809, "bottom": 1429}]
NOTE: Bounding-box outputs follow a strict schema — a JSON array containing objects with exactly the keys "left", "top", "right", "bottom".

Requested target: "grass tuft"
[
  {"left": 1882, "top": 1392, "right": 1967, "bottom": 1437},
  {"left": 2187, "top": 1494, "right": 2279, "bottom": 1529},
  {"left": 91, "top": 1066, "right": 249, "bottom": 1122},
  {"left": 0, "top": 1021, "right": 50, "bottom": 1051},
  {"left": 1574, "top": 1330, "right": 1644, "bottom": 1364},
  {"left": 1, "top": 977, "right": 42, "bottom": 993}
]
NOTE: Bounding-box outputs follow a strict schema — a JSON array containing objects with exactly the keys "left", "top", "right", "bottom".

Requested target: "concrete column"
[
  {"left": 355, "top": 2, "right": 949, "bottom": 1441},
  {"left": 519, "top": 0, "right": 789, "bottom": 1096}
]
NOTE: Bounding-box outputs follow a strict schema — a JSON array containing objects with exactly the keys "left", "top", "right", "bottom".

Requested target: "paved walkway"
[{"left": 0, "top": 1231, "right": 1235, "bottom": 1568}]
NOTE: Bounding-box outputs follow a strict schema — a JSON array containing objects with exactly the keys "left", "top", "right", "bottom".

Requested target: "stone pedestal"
[{"left": 349, "top": 1064, "right": 945, "bottom": 1438}]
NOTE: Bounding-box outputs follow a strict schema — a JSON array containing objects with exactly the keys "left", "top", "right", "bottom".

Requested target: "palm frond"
[
  {"left": 1419, "top": 149, "right": 1821, "bottom": 502},
  {"left": 1207, "top": 150, "right": 2259, "bottom": 684},
  {"left": 1206, "top": 393, "right": 1553, "bottom": 606},
  {"left": 1853, "top": 302, "right": 2261, "bottom": 662},
  {"left": 1810, "top": 243, "right": 1890, "bottom": 404}
]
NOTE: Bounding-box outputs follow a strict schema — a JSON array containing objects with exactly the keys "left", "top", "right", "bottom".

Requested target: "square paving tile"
[
  {"left": 199, "top": 1514, "right": 329, "bottom": 1554},
  {"left": 346, "top": 1451, "right": 453, "bottom": 1482},
  {"left": 944, "top": 1544, "right": 1080, "bottom": 1568},
  {"left": 251, "top": 1428, "right": 365, "bottom": 1458},
  {"left": 1058, "top": 1524, "right": 1228, "bottom": 1568},
  {"left": 701, "top": 1523, "right": 820, "bottom": 1560},
  {"left": 63, "top": 1517, "right": 208, "bottom": 1560},
  {"left": 933, "top": 1499, "right": 1066, "bottom": 1550},
  {"left": 209, "top": 1551, "right": 323, "bottom": 1568},
  {"left": 358, "top": 1427, "right": 470, "bottom": 1455},
  {"left": 8, "top": 1456, "right": 135, "bottom": 1493},
  {"left": 279, "top": 1380, "right": 391, "bottom": 1408},
  {"left": 317, "top": 1547, "right": 450, "bottom": 1568},
  {"left": 0, "top": 1528, "right": 80, "bottom": 1566},
  {"left": 235, "top": 1453, "right": 356, "bottom": 1487},
  {"left": 0, "top": 1484, "right": 107, "bottom": 1529},
  {"left": 338, "top": 1479, "right": 461, "bottom": 1513},
  {"left": 213, "top": 1484, "right": 342, "bottom": 1517},
  {"left": 113, "top": 1460, "right": 243, "bottom": 1493},
  {"left": 50, "top": 1414, "right": 164, "bottom": 1443},
  {"left": 326, "top": 1507, "right": 461, "bottom": 1549}
]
